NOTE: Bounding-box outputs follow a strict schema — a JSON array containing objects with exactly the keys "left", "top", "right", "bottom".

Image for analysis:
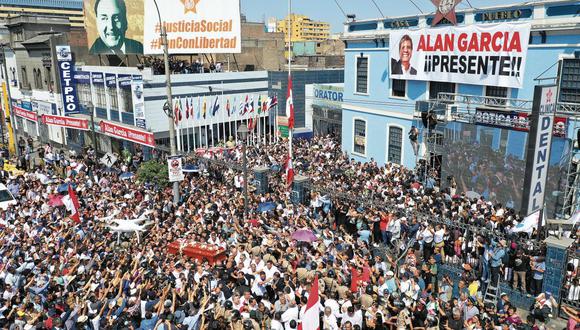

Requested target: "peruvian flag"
[
  {"left": 185, "top": 98, "right": 191, "bottom": 119},
  {"left": 286, "top": 74, "right": 295, "bottom": 129},
  {"left": 285, "top": 154, "right": 294, "bottom": 187},
  {"left": 63, "top": 184, "right": 81, "bottom": 224},
  {"left": 299, "top": 275, "right": 320, "bottom": 330}
]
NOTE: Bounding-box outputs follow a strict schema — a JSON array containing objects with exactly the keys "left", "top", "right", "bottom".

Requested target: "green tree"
[{"left": 136, "top": 160, "right": 169, "bottom": 188}]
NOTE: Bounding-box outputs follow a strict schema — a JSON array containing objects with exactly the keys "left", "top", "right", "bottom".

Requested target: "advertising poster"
[
  {"left": 83, "top": 0, "right": 144, "bottom": 55},
  {"left": 131, "top": 78, "right": 146, "bottom": 129},
  {"left": 168, "top": 157, "right": 184, "bottom": 182},
  {"left": 389, "top": 23, "right": 531, "bottom": 89},
  {"left": 143, "top": 0, "right": 241, "bottom": 54},
  {"left": 55, "top": 45, "right": 80, "bottom": 115}
]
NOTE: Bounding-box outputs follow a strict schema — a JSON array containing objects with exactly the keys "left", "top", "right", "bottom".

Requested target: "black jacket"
[
  {"left": 391, "top": 58, "right": 417, "bottom": 75},
  {"left": 89, "top": 38, "right": 143, "bottom": 55}
]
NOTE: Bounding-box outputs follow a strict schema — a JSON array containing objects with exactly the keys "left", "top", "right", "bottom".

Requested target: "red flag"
[
  {"left": 66, "top": 184, "right": 81, "bottom": 224},
  {"left": 299, "top": 275, "right": 320, "bottom": 330},
  {"left": 285, "top": 155, "right": 294, "bottom": 187},
  {"left": 185, "top": 98, "right": 191, "bottom": 119},
  {"left": 286, "top": 74, "right": 295, "bottom": 129}
]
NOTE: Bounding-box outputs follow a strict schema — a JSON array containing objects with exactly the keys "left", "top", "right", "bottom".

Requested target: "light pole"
[
  {"left": 0, "top": 43, "right": 19, "bottom": 157},
  {"left": 85, "top": 101, "right": 99, "bottom": 154},
  {"left": 237, "top": 123, "right": 249, "bottom": 218},
  {"left": 152, "top": 0, "right": 179, "bottom": 204}
]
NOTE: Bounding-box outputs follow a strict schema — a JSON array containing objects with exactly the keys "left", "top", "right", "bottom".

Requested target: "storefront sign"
[
  {"left": 523, "top": 85, "right": 557, "bottom": 215},
  {"left": 99, "top": 120, "right": 155, "bottom": 147},
  {"left": 389, "top": 23, "right": 531, "bottom": 89},
  {"left": 313, "top": 84, "right": 344, "bottom": 107},
  {"left": 91, "top": 72, "right": 105, "bottom": 86},
  {"left": 167, "top": 156, "right": 184, "bottom": 182},
  {"left": 105, "top": 73, "right": 117, "bottom": 88},
  {"left": 74, "top": 71, "right": 91, "bottom": 84},
  {"left": 476, "top": 9, "right": 532, "bottom": 22},
  {"left": 55, "top": 45, "right": 80, "bottom": 115},
  {"left": 118, "top": 75, "right": 132, "bottom": 89},
  {"left": 475, "top": 109, "right": 567, "bottom": 136},
  {"left": 41, "top": 114, "right": 89, "bottom": 130},
  {"left": 32, "top": 100, "right": 56, "bottom": 115},
  {"left": 13, "top": 105, "right": 38, "bottom": 121}
]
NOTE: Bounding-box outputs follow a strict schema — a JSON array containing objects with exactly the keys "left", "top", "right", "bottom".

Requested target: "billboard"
[
  {"left": 389, "top": 23, "right": 531, "bottom": 89},
  {"left": 143, "top": 0, "right": 241, "bottom": 54},
  {"left": 131, "top": 78, "right": 146, "bottom": 129},
  {"left": 83, "top": 0, "right": 144, "bottom": 55},
  {"left": 522, "top": 85, "right": 557, "bottom": 216},
  {"left": 56, "top": 45, "right": 80, "bottom": 115}
]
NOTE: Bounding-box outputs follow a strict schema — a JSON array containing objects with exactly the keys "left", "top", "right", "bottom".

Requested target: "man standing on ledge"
[
  {"left": 391, "top": 35, "right": 417, "bottom": 76},
  {"left": 90, "top": 0, "right": 143, "bottom": 54}
]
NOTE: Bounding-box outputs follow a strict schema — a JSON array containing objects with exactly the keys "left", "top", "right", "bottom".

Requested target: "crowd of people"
[
  {"left": 144, "top": 57, "right": 224, "bottom": 75},
  {"left": 0, "top": 134, "right": 577, "bottom": 330}
]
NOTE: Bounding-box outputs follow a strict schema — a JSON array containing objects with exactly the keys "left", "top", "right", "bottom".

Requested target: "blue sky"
[{"left": 241, "top": 0, "right": 526, "bottom": 33}]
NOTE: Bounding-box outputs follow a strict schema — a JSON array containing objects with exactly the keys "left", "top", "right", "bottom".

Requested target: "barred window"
[
  {"left": 391, "top": 79, "right": 406, "bottom": 98},
  {"left": 429, "top": 82, "right": 455, "bottom": 100},
  {"left": 486, "top": 86, "right": 508, "bottom": 106},
  {"left": 356, "top": 56, "right": 368, "bottom": 94},
  {"left": 388, "top": 126, "right": 403, "bottom": 164},
  {"left": 77, "top": 84, "right": 92, "bottom": 105},
  {"left": 108, "top": 88, "right": 119, "bottom": 110},
  {"left": 560, "top": 58, "right": 580, "bottom": 103},
  {"left": 353, "top": 119, "right": 366, "bottom": 155},
  {"left": 94, "top": 85, "right": 107, "bottom": 108},
  {"left": 121, "top": 89, "right": 133, "bottom": 113}
]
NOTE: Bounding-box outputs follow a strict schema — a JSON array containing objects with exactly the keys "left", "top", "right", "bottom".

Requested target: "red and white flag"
[
  {"left": 285, "top": 155, "right": 294, "bottom": 187},
  {"left": 63, "top": 184, "right": 81, "bottom": 224},
  {"left": 299, "top": 275, "right": 320, "bottom": 330},
  {"left": 286, "top": 74, "right": 295, "bottom": 130}
]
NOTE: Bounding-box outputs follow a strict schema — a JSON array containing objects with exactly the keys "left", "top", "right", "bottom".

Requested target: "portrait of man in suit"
[
  {"left": 89, "top": 0, "right": 143, "bottom": 54},
  {"left": 391, "top": 34, "right": 417, "bottom": 75}
]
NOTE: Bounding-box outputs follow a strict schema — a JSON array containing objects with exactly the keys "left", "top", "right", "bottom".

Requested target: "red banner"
[
  {"left": 13, "top": 106, "right": 37, "bottom": 121},
  {"left": 99, "top": 121, "right": 155, "bottom": 147},
  {"left": 41, "top": 114, "right": 89, "bottom": 130}
]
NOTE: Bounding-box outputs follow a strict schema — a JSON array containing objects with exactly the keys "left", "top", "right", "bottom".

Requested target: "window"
[
  {"left": 45, "top": 67, "right": 53, "bottom": 91},
  {"left": 77, "top": 84, "right": 92, "bottom": 105},
  {"left": 20, "top": 67, "right": 29, "bottom": 88},
  {"left": 559, "top": 58, "right": 580, "bottom": 103},
  {"left": 353, "top": 119, "right": 366, "bottom": 155},
  {"left": 33, "top": 69, "right": 43, "bottom": 89},
  {"left": 108, "top": 88, "right": 119, "bottom": 110},
  {"left": 120, "top": 88, "right": 133, "bottom": 113},
  {"left": 94, "top": 85, "right": 107, "bottom": 108},
  {"left": 485, "top": 86, "right": 508, "bottom": 106},
  {"left": 388, "top": 126, "right": 403, "bottom": 164},
  {"left": 429, "top": 82, "right": 455, "bottom": 100},
  {"left": 355, "top": 56, "right": 368, "bottom": 94},
  {"left": 391, "top": 79, "right": 406, "bottom": 98}
]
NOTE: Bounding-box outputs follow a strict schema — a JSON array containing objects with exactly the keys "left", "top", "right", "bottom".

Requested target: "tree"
[{"left": 136, "top": 160, "right": 169, "bottom": 188}]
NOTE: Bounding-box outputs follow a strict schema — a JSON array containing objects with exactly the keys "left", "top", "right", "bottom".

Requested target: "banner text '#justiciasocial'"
[
  {"left": 419, "top": 31, "right": 524, "bottom": 77},
  {"left": 157, "top": 20, "right": 234, "bottom": 33}
]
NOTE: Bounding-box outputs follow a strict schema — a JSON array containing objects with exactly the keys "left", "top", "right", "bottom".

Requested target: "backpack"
[{"left": 502, "top": 248, "right": 510, "bottom": 265}]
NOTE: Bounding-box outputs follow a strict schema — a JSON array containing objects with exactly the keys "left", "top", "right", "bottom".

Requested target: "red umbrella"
[{"left": 48, "top": 194, "right": 64, "bottom": 207}]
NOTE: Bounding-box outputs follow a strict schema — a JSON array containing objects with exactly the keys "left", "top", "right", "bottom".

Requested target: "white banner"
[
  {"left": 132, "top": 79, "right": 146, "bottom": 129},
  {"left": 168, "top": 157, "right": 185, "bottom": 182},
  {"left": 144, "top": 0, "right": 241, "bottom": 54},
  {"left": 389, "top": 23, "right": 531, "bottom": 89}
]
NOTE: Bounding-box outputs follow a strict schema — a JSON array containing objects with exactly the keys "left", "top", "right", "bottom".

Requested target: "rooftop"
[{"left": 0, "top": 0, "right": 83, "bottom": 10}]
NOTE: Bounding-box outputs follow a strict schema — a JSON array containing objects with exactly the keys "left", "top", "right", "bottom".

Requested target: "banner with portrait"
[
  {"left": 83, "top": 0, "right": 144, "bottom": 55},
  {"left": 389, "top": 23, "right": 531, "bottom": 89},
  {"left": 143, "top": 0, "right": 241, "bottom": 54}
]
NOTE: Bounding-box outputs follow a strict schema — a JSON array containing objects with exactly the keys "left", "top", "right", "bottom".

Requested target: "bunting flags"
[
  {"left": 267, "top": 96, "right": 278, "bottom": 111},
  {"left": 286, "top": 74, "right": 295, "bottom": 129},
  {"left": 202, "top": 98, "right": 207, "bottom": 119},
  {"left": 226, "top": 98, "right": 231, "bottom": 117},
  {"left": 212, "top": 96, "right": 220, "bottom": 117}
]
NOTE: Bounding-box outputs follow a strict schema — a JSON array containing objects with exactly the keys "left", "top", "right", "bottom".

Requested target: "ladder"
[{"left": 483, "top": 276, "right": 501, "bottom": 306}]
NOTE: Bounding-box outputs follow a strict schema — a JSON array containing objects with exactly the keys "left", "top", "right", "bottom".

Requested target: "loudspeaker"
[{"left": 253, "top": 166, "right": 269, "bottom": 195}]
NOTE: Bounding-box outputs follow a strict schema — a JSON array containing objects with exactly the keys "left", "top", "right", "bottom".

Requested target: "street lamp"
[
  {"left": 152, "top": 0, "right": 179, "bottom": 205},
  {"left": 85, "top": 101, "right": 99, "bottom": 154},
  {"left": 237, "top": 123, "right": 249, "bottom": 218}
]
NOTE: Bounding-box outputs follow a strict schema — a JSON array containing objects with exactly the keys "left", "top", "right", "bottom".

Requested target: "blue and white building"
[{"left": 341, "top": 0, "right": 580, "bottom": 169}]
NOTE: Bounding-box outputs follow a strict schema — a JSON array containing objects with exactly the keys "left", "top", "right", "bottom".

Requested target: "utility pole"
[
  {"left": 0, "top": 43, "right": 19, "bottom": 157},
  {"left": 153, "top": 0, "right": 179, "bottom": 204}
]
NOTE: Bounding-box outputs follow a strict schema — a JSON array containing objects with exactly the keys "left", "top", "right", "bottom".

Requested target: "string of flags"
[{"left": 172, "top": 94, "right": 277, "bottom": 124}]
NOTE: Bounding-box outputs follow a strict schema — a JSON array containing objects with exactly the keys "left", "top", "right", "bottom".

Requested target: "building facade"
[
  {"left": 0, "top": 0, "right": 84, "bottom": 28},
  {"left": 277, "top": 14, "right": 330, "bottom": 43},
  {"left": 341, "top": 0, "right": 580, "bottom": 217}
]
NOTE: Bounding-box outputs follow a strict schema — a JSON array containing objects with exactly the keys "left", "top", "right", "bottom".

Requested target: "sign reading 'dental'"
[
  {"left": 167, "top": 157, "right": 184, "bottom": 182},
  {"left": 144, "top": 0, "right": 241, "bottom": 54},
  {"left": 522, "top": 85, "right": 557, "bottom": 215},
  {"left": 389, "top": 22, "right": 531, "bottom": 89},
  {"left": 56, "top": 45, "right": 80, "bottom": 115}
]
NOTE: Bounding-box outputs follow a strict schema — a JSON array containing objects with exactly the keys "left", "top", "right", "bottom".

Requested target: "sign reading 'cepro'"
[
  {"left": 389, "top": 23, "right": 531, "bottom": 89},
  {"left": 143, "top": 0, "right": 241, "bottom": 54}
]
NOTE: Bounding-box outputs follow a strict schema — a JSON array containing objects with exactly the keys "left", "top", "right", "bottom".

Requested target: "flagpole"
[
  {"left": 204, "top": 97, "right": 209, "bottom": 148},
  {"left": 192, "top": 97, "right": 197, "bottom": 151},
  {"left": 186, "top": 97, "right": 191, "bottom": 153},
  {"left": 288, "top": 0, "right": 293, "bottom": 183},
  {"left": 175, "top": 97, "right": 181, "bottom": 153}
]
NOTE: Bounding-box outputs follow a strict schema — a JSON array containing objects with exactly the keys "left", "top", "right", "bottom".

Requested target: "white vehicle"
[{"left": 0, "top": 184, "right": 17, "bottom": 210}]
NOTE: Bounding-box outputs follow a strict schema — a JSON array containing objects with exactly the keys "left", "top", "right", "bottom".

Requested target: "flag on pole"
[
  {"left": 262, "top": 96, "right": 268, "bottom": 113},
  {"left": 285, "top": 153, "right": 294, "bottom": 187},
  {"left": 299, "top": 275, "right": 320, "bottom": 330},
  {"left": 185, "top": 97, "right": 191, "bottom": 119},
  {"left": 212, "top": 96, "right": 220, "bottom": 117},
  {"left": 249, "top": 97, "right": 255, "bottom": 114},
  {"left": 63, "top": 184, "right": 81, "bottom": 224},
  {"left": 226, "top": 98, "right": 231, "bottom": 117},
  {"left": 257, "top": 96, "right": 262, "bottom": 114},
  {"left": 202, "top": 98, "right": 207, "bottom": 119},
  {"left": 173, "top": 99, "right": 181, "bottom": 125},
  {"left": 189, "top": 98, "right": 194, "bottom": 118},
  {"left": 286, "top": 74, "right": 295, "bottom": 129},
  {"left": 240, "top": 95, "right": 248, "bottom": 115},
  {"left": 511, "top": 210, "right": 545, "bottom": 234},
  {"left": 267, "top": 96, "right": 278, "bottom": 111}
]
